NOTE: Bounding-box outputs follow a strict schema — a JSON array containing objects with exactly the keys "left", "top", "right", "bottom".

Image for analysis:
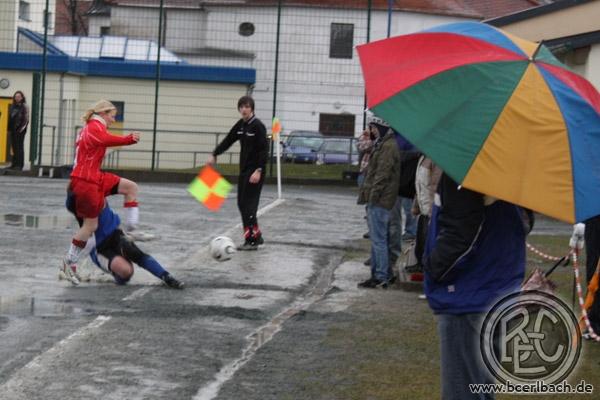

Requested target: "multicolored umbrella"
[{"left": 357, "top": 22, "right": 600, "bottom": 223}]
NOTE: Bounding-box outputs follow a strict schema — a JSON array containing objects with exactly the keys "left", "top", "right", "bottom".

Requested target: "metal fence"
[{"left": 0, "top": 0, "right": 479, "bottom": 174}]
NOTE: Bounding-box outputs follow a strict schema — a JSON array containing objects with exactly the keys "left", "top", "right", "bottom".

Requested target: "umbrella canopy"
[{"left": 357, "top": 21, "right": 600, "bottom": 223}]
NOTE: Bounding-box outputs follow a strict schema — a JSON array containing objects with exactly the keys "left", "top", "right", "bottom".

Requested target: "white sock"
[
  {"left": 124, "top": 203, "right": 139, "bottom": 230},
  {"left": 67, "top": 241, "right": 84, "bottom": 264},
  {"left": 66, "top": 235, "right": 95, "bottom": 264}
]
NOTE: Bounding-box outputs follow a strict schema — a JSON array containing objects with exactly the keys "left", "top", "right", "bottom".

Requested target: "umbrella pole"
[{"left": 544, "top": 255, "right": 568, "bottom": 277}]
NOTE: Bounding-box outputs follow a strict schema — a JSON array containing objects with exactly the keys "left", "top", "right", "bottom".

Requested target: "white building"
[
  {"left": 0, "top": 0, "right": 56, "bottom": 52},
  {"left": 487, "top": 0, "right": 600, "bottom": 92},
  {"left": 86, "top": 0, "right": 489, "bottom": 136},
  {"left": 0, "top": 29, "right": 255, "bottom": 169}
]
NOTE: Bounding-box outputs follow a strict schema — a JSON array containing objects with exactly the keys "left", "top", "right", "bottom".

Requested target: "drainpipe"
[
  {"left": 268, "top": 0, "right": 282, "bottom": 178},
  {"left": 362, "top": 0, "right": 372, "bottom": 130},
  {"left": 151, "top": 0, "right": 165, "bottom": 171},
  {"left": 37, "top": 0, "right": 50, "bottom": 166},
  {"left": 55, "top": 72, "right": 65, "bottom": 166}
]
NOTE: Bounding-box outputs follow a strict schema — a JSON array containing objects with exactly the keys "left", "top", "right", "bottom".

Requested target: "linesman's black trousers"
[{"left": 237, "top": 171, "right": 265, "bottom": 230}]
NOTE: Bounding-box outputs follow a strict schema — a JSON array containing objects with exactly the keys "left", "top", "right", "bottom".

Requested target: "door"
[{"left": 0, "top": 97, "right": 13, "bottom": 163}]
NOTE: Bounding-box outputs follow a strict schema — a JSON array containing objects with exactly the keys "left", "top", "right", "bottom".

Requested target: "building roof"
[
  {"left": 92, "top": 0, "right": 542, "bottom": 19},
  {"left": 19, "top": 28, "right": 183, "bottom": 62},
  {"left": 544, "top": 30, "right": 600, "bottom": 53},
  {"left": 175, "top": 47, "right": 255, "bottom": 59},
  {"left": 461, "top": 0, "right": 542, "bottom": 20},
  {"left": 10, "top": 28, "right": 255, "bottom": 84},
  {"left": 487, "top": 0, "right": 593, "bottom": 26}
]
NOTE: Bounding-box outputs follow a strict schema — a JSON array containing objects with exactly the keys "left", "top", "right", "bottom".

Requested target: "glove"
[{"left": 569, "top": 223, "right": 585, "bottom": 249}]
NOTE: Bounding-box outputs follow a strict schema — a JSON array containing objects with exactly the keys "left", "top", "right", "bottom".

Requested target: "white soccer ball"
[{"left": 209, "top": 236, "right": 236, "bottom": 261}]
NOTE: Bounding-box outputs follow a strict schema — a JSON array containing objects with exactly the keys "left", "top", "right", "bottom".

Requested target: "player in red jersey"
[{"left": 61, "top": 100, "right": 141, "bottom": 285}]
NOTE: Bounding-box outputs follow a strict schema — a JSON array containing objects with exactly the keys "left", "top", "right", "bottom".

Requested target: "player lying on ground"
[{"left": 64, "top": 191, "right": 184, "bottom": 289}]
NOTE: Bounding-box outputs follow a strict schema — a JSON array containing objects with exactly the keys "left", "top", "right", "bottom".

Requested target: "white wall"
[
  {"left": 204, "top": 6, "right": 471, "bottom": 136},
  {"left": 587, "top": 44, "right": 600, "bottom": 92},
  {"left": 75, "top": 76, "right": 246, "bottom": 169},
  {"left": 88, "top": 16, "right": 110, "bottom": 37},
  {"left": 0, "top": 1, "right": 17, "bottom": 51},
  {"left": 17, "top": 0, "right": 56, "bottom": 35},
  {"left": 0, "top": 68, "right": 249, "bottom": 169},
  {"left": 87, "top": 5, "right": 473, "bottom": 137}
]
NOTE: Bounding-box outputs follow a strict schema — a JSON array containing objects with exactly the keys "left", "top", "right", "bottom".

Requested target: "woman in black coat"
[{"left": 8, "top": 91, "right": 29, "bottom": 170}]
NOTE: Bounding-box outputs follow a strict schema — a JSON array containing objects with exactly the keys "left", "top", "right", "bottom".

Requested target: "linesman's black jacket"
[{"left": 213, "top": 115, "right": 268, "bottom": 174}]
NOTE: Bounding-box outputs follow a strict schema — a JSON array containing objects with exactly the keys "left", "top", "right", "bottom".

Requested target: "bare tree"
[{"left": 56, "top": 0, "right": 91, "bottom": 36}]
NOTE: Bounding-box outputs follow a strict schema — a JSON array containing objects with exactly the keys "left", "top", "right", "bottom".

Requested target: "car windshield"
[
  {"left": 322, "top": 140, "right": 352, "bottom": 153},
  {"left": 289, "top": 136, "right": 323, "bottom": 150}
]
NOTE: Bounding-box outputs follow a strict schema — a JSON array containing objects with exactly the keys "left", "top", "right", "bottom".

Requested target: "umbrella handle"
[{"left": 544, "top": 254, "right": 568, "bottom": 277}]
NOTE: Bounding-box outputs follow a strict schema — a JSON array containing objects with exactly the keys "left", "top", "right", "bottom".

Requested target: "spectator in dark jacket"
[
  {"left": 424, "top": 173, "right": 530, "bottom": 399},
  {"left": 7, "top": 91, "right": 29, "bottom": 170},
  {"left": 357, "top": 117, "right": 401, "bottom": 288},
  {"left": 207, "top": 96, "right": 268, "bottom": 250}
]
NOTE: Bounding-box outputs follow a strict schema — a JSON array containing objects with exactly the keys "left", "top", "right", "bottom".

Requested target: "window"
[
  {"left": 100, "top": 26, "right": 111, "bottom": 36},
  {"left": 330, "top": 23, "right": 353, "bottom": 59},
  {"left": 18, "top": 1, "right": 30, "bottom": 21},
  {"left": 110, "top": 101, "right": 125, "bottom": 123},
  {"left": 319, "top": 113, "right": 355, "bottom": 136},
  {"left": 239, "top": 22, "right": 255, "bottom": 37}
]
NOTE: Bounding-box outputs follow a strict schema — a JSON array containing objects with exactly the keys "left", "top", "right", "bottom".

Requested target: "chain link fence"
[{"left": 0, "top": 0, "right": 478, "bottom": 175}]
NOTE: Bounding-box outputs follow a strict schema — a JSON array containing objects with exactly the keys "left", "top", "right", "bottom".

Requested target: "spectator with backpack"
[
  {"left": 394, "top": 133, "right": 418, "bottom": 241},
  {"left": 408, "top": 156, "right": 442, "bottom": 273}
]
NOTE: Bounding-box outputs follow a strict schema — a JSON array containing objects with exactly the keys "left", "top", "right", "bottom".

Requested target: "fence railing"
[{"left": 97, "top": 132, "right": 359, "bottom": 171}]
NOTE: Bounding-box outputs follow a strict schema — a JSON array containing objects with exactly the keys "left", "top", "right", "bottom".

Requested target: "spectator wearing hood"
[{"left": 357, "top": 116, "right": 401, "bottom": 288}]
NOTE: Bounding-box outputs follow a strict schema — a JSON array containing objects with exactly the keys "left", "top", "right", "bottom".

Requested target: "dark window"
[
  {"left": 100, "top": 26, "right": 111, "bottom": 36},
  {"left": 110, "top": 101, "right": 125, "bottom": 123},
  {"left": 18, "top": 1, "right": 30, "bottom": 21},
  {"left": 239, "top": 22, "right": 255, "bottom": 37},
  {"left": 319, "top": 113, "right": 355, "bottom": 136},
  {"left": 330, "top": 23, "right": 353, "bottom": 59}
]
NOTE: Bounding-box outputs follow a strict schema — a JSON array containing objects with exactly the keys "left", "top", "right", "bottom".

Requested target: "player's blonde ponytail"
[{"left": 82, "top": 100, "right": 116, "bottom": 123}]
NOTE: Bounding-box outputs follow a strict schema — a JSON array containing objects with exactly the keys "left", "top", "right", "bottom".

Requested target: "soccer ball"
[{"left": 209, "top": 236, "right": 236, "bottom": 261}]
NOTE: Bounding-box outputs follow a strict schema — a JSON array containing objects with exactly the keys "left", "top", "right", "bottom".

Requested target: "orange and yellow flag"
[
  {"left": 272, "top": 117, "right": 281, "bottom": 140},
  {"left": 187, "top": 165, "right": 232, "bottom": 211}
]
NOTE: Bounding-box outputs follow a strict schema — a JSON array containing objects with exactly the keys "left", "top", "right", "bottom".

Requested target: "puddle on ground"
[
  {"left": 2, "top": 214, "right": 75, "bottom": 230},
  {"left": 0, "top": 296, "right": 88, "bottom": 317}
]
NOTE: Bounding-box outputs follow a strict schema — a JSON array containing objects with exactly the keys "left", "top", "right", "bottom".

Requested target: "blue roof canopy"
[{"left": 6, "top": 28, "right": 255, "bottom": 84}]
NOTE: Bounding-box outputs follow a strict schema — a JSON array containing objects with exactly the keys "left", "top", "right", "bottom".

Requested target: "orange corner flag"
[
  {"left": 187, "top": 165, "right": 232, "bottom": 211},
  {"left": 272, "top": 117, "right": 281, "bottom": 140}
]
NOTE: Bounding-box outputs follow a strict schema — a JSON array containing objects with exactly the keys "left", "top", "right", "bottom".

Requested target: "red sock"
[{"left": 72, "top": 238, "right": 86, "bottom": 248}]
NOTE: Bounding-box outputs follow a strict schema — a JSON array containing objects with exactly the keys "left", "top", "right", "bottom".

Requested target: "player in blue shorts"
[{"left": 65, "top": 191, "right": 184, "bottom": 289}]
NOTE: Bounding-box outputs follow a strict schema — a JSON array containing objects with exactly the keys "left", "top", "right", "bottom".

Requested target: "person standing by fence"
[
  {"left": 207, "top": 96, "right": 268, "bottom": 251},
  {"left": 7, "top": 91, "right": 29, "bottom": 170}
]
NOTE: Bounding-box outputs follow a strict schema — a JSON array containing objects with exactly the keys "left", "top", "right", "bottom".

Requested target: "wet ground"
[
  {"left": 0, "top": 175, "right": 575, "bottom": 400},
  {"left": 0, "top": 176, "right": 370, "bottom": 400}
]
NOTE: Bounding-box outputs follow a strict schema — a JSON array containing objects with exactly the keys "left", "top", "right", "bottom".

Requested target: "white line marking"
[
  {"left": 193, "top": 306, "right": 300, "bottom": 400},
  {"left": 122, "top": 287, "right": 152, "bottom": 301},
  {"left": 0, "top": 198, "right": 285, "bottom": 394},
  {"left": 0, "top": 316, "right": 111, "bottom": 393},
  {"left": 194, "top": 247, "right": 334, "bottom": 400},
  {"left": 222, "top": 198, "right": 285, "bottom": 238}
]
